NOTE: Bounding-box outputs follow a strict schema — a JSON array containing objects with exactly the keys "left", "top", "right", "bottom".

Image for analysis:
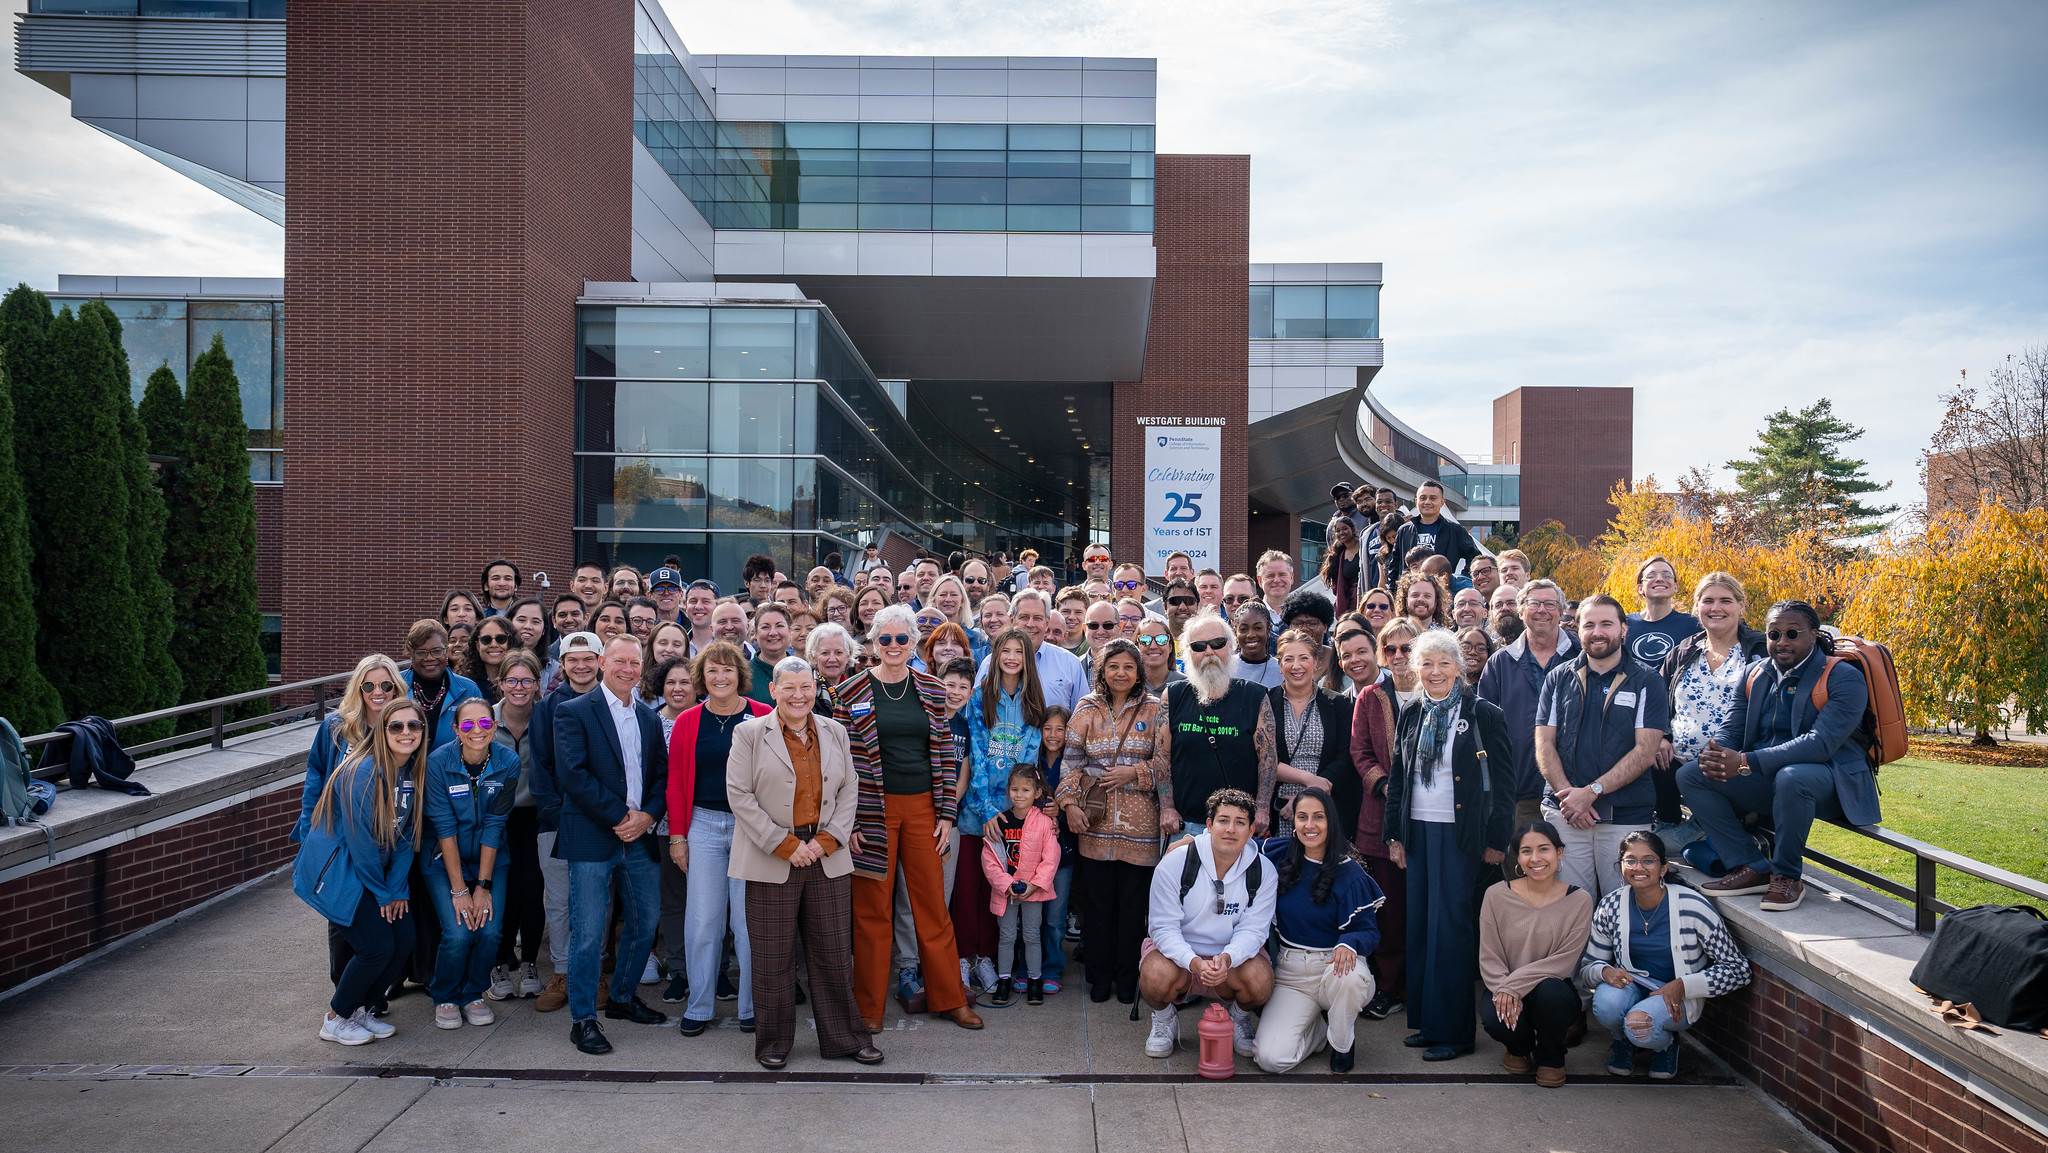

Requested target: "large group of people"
[{"left": 291, "top": 486, "right": 1885, "bottom": 1076}]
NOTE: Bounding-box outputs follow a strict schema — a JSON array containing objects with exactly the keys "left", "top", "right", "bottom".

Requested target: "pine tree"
[
  {"left": 83, "top": 301, "right": 183, "bottom": 729},
  {"left": 35, "top": 306, "right": 148, "bottom": 718},
  {"left": 0, "top": 285, "right": 53, "bottom": 463},
  {"left": 1727, "top": 399, "right": 1899, "bottom": 541},
  {"left": 0, "top": 347, "right": 65, "bottom": 733},
  {"left": 169, "top": 333, "right": 266, "bottom": 704},
  {"left": 139, "top": 363, "right": 187, "bottom": 473}
]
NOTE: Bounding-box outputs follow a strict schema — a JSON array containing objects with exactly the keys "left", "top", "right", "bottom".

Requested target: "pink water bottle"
[{"left": 1197, "top": 1001, "right": 1235, "bottom": 1079}]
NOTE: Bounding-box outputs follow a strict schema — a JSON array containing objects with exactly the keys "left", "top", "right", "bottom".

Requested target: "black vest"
[{"left": 1167, "top": 680, "right": 1265, "bottom": 819}]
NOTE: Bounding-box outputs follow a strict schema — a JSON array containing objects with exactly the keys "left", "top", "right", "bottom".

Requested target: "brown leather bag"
[{"left": 1079, "top": 706, "right": 1141, "bottom": 826}]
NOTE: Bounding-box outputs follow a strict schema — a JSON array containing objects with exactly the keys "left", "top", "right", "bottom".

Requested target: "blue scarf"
[{"left": 1413, "top": 691, "right": 1459, "bottom": 786}]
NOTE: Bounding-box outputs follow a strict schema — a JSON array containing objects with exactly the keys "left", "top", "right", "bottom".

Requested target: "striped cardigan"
[
  {"left": 831, "top": 668, "right": 960, "bottom": 878},
  {"left": 1578, "top": 884, "right": 1751, "bottom": 1022}
]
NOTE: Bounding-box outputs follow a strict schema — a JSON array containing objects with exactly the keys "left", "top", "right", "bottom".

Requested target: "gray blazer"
[{"left": 725, "top": 711, "right": 859, "bottom": 884}]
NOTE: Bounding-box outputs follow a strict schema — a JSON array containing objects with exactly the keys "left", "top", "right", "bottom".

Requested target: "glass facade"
[
  {"left": 48, "top": 295, "right": 284, "bottom": 484},
  {"left": 633, "top": 9, "right": 1154, "bottom": 233},
  {"left": 1249, "top": 284, "right": 1380, "bottom": 339},
  {"left": 578, "top": 302, "right": 1084, "bottom": 589},
  {"left": 28, "top": 0, "right": 285, "bottom": 14},
  {"left": 1442, "top": 471, "right": 1520, "bottom": 508}
]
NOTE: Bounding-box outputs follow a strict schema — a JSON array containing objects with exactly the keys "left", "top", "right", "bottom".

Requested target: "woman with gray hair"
[
  {"left": 805, "top": 622, "right": 858, "bottom": 711},
  {"left": 727, "top": 656, "right": 880, "bottom": 1068},
  {"left": 1383, "top": 627, "right": 1515, "bottom": 1063},
  {"left": 832, "top": 603, "right": 982, "bottom": 1031}
]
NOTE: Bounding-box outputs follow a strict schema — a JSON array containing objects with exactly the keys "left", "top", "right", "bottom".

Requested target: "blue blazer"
[
  {"left": 550, "top": 685, "right": 669, "bottom": 863},
  {"left": 1716, "top": 652, "right": 1880, "bottom": 827},
  {"left": 400, "top": 669, "right": 484, "bottom": 751},
  {"left": 526, "top": 683, "right": 580, "bottom": 832},
  {"left": 291, "top": 757, "right": 416, "bottom": 925}
]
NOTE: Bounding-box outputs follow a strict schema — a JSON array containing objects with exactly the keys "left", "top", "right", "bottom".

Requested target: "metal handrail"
[
  {"left": 1804, "top": 823, "right": 2048, "bottom": 933},
  {"left": 21, "top": 667, "right": 371, "bottom": 781}
]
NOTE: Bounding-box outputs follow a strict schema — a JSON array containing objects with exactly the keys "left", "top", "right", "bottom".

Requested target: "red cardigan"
[
  {"left": 666, "top": 700, "right": 773, "bottom": 838},
  {"left": 1349, "top": 680, "right": 1398, "bottom": 858}
]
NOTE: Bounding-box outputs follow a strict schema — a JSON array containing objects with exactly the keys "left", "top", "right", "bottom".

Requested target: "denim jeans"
[
  {"left": 1593, "top": 982, "right": 1689, "bottom": 1052},
  {"left": 1677, "top": 759, "right": 1844, "bottom": 879},
  {"left": 683, "top": 809, "right": 753, "bottom": 1022},
  {"left": 1039, "top": 863, "right": 1073, "bottom": 983},
  {"left": 567, "top": 841, "right": 662, "bottom": 1023},
  {"left": 427, "top": 858, "right": 511, "bottom": 1006}
]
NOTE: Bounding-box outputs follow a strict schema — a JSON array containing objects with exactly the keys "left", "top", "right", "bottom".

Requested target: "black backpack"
[
  {"left": 1178, "top": 841, "right": 1263, "bottom": 907},
  {"left": 1909, "top": 905, "right": 2048, "bottom": 1032}
]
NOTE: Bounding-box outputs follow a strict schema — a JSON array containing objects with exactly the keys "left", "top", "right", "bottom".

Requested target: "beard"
[{"left": 1189, "top": 652, "right": 1233, "bottom": 703}]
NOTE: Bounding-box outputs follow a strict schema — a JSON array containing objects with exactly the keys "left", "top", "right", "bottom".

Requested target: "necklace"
[
  {"left": 706, "top": 703, "right": 744, "bottom": 734},
  {"left": 1636, "top": 888, "right": 1663, "bottom": 933},
  {"left": 877, "top": 672, "right": 911, "bottom": 702}
]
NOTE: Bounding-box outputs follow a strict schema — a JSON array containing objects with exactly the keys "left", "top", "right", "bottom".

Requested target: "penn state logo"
[{"left": 1157, "top": 436, "right": 1168, "bottom": 447}]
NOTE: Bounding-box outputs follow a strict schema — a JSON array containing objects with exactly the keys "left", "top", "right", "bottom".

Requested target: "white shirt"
[
  {"left": 602, "top": 683, "right": 644, "bottom": 811},
  {"left": 1409, "top": 698, "right": 1461, "bottom": 824}
]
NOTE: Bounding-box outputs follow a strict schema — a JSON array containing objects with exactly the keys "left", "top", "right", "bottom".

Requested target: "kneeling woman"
[
  {"left": 1252, "top": 787, "right": 1384, "bottom": 1074},
  {"left": 424, "top": 697, "right": 523, "bottom": 1029},
  {"left": 1479, "top": 821, "right": 1594, "bottom": 1087},
  {"left": 293, "top": 699, "right": 428, "bottom": 1046},
  {"left": 1580, "top": 830, "right": 1750, "bottom": 1079}
]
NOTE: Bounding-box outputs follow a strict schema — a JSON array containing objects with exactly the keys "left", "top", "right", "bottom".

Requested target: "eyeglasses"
[
  {"left": 1186, "top": 637, "right": 1230, "bottom": 653},
  {"left": 1137, "top": 633, "right": 1171, "bottom": 646},
  {"left": 1165, "top": 596, "right": 1197, "bottom": 608},
  {"left": 457, "top": 717, "right": 497, "bottom": 734},
  {"left": 875, "top": 634, "right": 912, "bottom": 647},
  {"left": 1085, "top": 620, "right": 1118, "bottom": 630},
  {"left": 500, "top": 676, "right": 536, "bottom": 689},
  {"left": 1118, "top": 615, "right": 1143, "bottom": 626},
  {"left": 1381, "top": 643, "right": 1414, "bottom": 655},
  {"left": 1523, "top": 600, "right": 1562, "bottom": 613},
  {"left": 964, "top": 577, "right": 988, "bottom": 586},
  {"left": 1766, "top": 628, "right": 1805, "bottom": 641},
  {"left": 1620, "top": 856, "right": 1664, "bottom": 869},
  {"left": 385, "top": 719, "right": 424, "bottom": 734},
  {"left": 478, "top": 635, "right": 510, "bottom": 647},
  {"left": 362, "top": 680, "right": 397, "bottom": 695},
  {"left": 1113, "top": 579, "right": 1143, "bottom": 591}
]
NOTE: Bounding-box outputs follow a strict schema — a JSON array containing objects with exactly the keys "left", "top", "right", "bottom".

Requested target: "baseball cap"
[
  {"left": 1330, "top": 482, "right": 1354, "bottom": 497},
  {"left": 648, "top": 566, "right": 683, "bottom": 590},
  {"left": 559, "top": 631, "right": 604, "bottom": 655}
]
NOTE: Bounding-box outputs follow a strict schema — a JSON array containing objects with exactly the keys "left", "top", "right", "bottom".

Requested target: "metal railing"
[
  {"left": 21, "top": 667, "right": 368, "bottom": 782},
  {"left": 1804, "top": 824, "right": 2048, "bottom": 932}
]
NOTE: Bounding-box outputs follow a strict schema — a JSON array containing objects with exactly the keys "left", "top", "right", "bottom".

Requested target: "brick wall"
[
  {"left": 281, "top": 0, "right": 633, "bottom": 680},
  {"left": 0, "top": 787, "right": 299, "bottom": 993},
  {"left": 1113, "top": 155, "right": 1251, "bottom": 574},
  {"left": 1493, "top": 386, "right": 1632, "bottom": 541},
  {"left": 1693, "top": 964, "right": 2048, "bottom": 1153},
  {"left": 255, "top": 485, "right": 282, "bottom": 615}
]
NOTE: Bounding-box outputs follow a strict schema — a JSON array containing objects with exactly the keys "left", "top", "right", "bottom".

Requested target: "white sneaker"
[
  {"left": 960, "top": 957, "right": 975, "bottom": 991},
  {"left": 971, "top": 956, "right": 1000, "bottom": 993},
  {"left": 641, "top": 956, "right": 662, "bottom": 985},
  {"left": 349, "top": 1007, "right": 396, "bottom": 1039},
  {"left": 462, "top": 999, "right": 495, "bottom": 1026},
  {"left": 1145, "top": 1006, "right": 1181, "bottom": 1057},
  {"left": 485, "top": 965, "right": 514, "bottom": 1001},
  {"left": 1226, "top": 1002, "right": 1257, "bottom": 1058},
  {"left": 518, "top": 962, "right": 544, "bottom": 997},
  {"left": 435, "top": 1003, "right": 464, "bottom": 1030},
  {"left": 320, "top": 1013, "right": 374, "bottom": 1046}
]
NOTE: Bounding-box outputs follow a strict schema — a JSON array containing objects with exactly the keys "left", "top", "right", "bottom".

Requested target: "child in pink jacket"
[{"left": 982, "top": 765, "right": 1061, "bottom": 1006}]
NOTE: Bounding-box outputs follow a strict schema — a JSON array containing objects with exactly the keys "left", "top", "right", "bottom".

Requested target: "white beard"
[{"left": 1189, "top": 654, "right": 1233, "bottom": 704}]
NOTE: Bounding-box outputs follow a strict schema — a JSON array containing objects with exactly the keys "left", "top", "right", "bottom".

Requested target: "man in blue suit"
[
  {"left": 1680, "top": 601, "right": 1881, "bottom": 914},
  {"left": 553, "top": 635, "right": 672, "bottom": 1054}
]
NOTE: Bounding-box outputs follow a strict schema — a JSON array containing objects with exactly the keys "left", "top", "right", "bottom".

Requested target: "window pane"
[
  {"left": 710, "top": 308, "right": 795, "bottom": 378},
  {"left": 581, "top": 455, "right": 709, "bottom": 530},
  {"left": 1007, "top": 151, "right": 1080, "bottom": 180},
  {"left": 1008, "top": 124, "right": 1080, "bottom": 150},
  {"left": 712, "top": 457, "right": 793, "bottom": 528},
  {"left": 791, "top": 458, "right": 819, "bottom": 530},
  {"left": 576, "top": 531, "right": 710, "bottom": 584},
  {"left": 1007, "top": 205, "right": 1079, "bottom": 231},
  {"left": 1272, "top": 286, "right": 1325, "bottom": 339},
  {"left": 580, "top": 307, "right": 617, "bottom": 375},
  {"left": 604, "top": 307, "right": 709, "bottom": 377},
  {"left": 711, "top": 534, "right": 794, "bottom": 592},
  {"left": 1250, "top": 285, "right": 1273, "bottom": 339},
  {"left": 859, "top": 123, "right": 931, "bottom": 148},
  {"left": 935, "top": 123, "right": 1005, "bottom": 149},
  {"left": 932, "top": 177, "right": 1005, "bottom": 204},
  {"left": 932, "top": 150, "right": 1006, "bottom": 179},
  {"left": 83, "top": 298, "right": 187, "bottom": 404},
  {"left": 795, "top": 311, "right": 819, "bottom": 382},
  {"left": 1080, "top": 205, "right": 1152, "bottom": 231},
  {"left": 611, "top": 380, "right": 708, "bottom": 453},
  {"left": 710, "top": 381, "right": 797, "bottom": 452},
  {"left": 932, "top": 204, "right": 1005, "bottom": 230},
  {"left": 798, "top": 175, "right": 857, "bottom": 202},
  {"left": 1007, "top": 177, "right": 1079, "bottom": 205},
  {"left": 188, "top": 312, "right": 274, "bottom": 429},
  {"left": 859, "top": 175, "right": 932, "bottom": 203},
  {"left": 1325, "top": 285, "right": 1380, "bottom": 339},
  {"left": 858, "top": 203, "right": 932, "bottom": 230},
  {"left": 794, "top": 203, "right": 857, "bottom": 229},
  {"left": 784, "top": 121, "right": 857, "bottom": 148}
]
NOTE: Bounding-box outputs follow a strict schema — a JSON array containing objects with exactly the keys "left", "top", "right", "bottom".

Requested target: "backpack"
[
  {"left": 1743, "top": 634, "right": 1907, "bottom": 771},
  {"left": 0, "top": 716, "right": 58, "bottom": 860},
  {"left": 1910, "top": 905, "right": 2048, "bottom": 1032},
  {"left": 1178, "top": 840, "right": 1264, "bottom": 907}
]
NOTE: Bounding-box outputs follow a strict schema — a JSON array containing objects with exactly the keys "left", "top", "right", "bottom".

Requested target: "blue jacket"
[
  {"left": 291, "top": 757, "right": 417, "bottom": 925},
  {"left": 293, "top": 714, "right": 348, "bottom": 844},
  {"left": 1477, "top": 629, "right": 1579, "bottom": 801},
  {"left": 422, "top": 740, "right": 522, "bottom": 883},
  {"left": 400, "top": 668, "right": 484, "bottom": 752},
  {"left": 1717, "top": 649, "right": 1881, "bottom": 827},
  {"left": 550, "top": 685, "right": 670, "bottom": 862},
  {"left": 1260, "top": 835, "right": 1385, "bottom": 956},
  {"left": 526, "top": 682, "right": 582, "bottom": 832},
  {"left": 963, "top": 684, "right": 1042, "bottom": 831}
]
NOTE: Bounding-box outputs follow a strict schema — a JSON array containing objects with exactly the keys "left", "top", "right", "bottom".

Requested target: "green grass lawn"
[{"left": 1805, "top": 756, "right": 2048, "bottom": 911}]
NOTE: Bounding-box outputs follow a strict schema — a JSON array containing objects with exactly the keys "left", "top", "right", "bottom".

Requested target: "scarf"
[{"left": 1413, "top": 690, "right": 1459, "bottom": 786}]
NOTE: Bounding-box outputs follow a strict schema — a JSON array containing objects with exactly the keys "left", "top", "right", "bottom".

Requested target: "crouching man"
[{"left": 1138, "top": 788, "right": 1277, "bottom": 1059}]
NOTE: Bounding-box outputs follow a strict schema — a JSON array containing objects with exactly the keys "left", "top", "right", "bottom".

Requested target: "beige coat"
[{"left": 725, "top": 710, "right": 858, "bottom": 884}]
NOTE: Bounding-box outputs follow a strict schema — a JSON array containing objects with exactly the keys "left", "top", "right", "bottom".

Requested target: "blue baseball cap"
[{"left": 648, "top": 566, "right": 683, "bottom": 590}]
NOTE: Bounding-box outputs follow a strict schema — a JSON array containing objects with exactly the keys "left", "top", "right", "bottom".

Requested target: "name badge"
[
  {"left": 1613, "top": 691, "right": 1637, "bottom": 708},
  {"left": 850, "top": 702, "right": 873, "bottom": 717},
  {"left": 448, "top": 783, "right": 470, "bottom": 797}
]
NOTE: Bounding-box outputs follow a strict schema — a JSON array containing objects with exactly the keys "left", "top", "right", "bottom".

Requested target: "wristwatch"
[
  {"left": 476, "top": 878, "right": 493, "bottom": 893},
  {"left": 1587, "top": 781, "right": 1605, "bottom": 797}
]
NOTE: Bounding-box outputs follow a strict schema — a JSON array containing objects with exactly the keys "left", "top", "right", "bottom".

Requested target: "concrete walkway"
[{"left": 0, "top": 873, "right": 1826, "bottom": 1153}]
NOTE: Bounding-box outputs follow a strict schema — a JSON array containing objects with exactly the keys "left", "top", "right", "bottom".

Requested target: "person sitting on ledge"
[
  {"left": 1678, "top": 600, "right": 1879, "bottom": 914},
  {"left": 1139, "top": 788, "right": 1277, "bottom": 1061}
]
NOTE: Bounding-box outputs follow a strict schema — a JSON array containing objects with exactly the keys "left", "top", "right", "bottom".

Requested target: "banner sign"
[{"left": 1142, "top": 423, "right": 1222, "bottom": 574}]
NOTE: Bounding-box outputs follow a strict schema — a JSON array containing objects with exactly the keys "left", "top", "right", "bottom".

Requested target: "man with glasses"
[
  {"left": 625, "top": 597, "right": 661, "bottom": 643},
  {"left": 1468, "top": 555, "right": 1501, "bottom": 607},
  {"left": 1220, "top": 574, "right": 1258, "bottom": 621},
  {"left": 1254, "top": 551, "right": 1296, "bottom": 630},
  {"left": 1079, "top": 599, "right": 1121, "bottom": 680},
  {"left": 1476, "top": 579, "right": 1578, "bottom": 830},
  {"left": 959, "top": 559, "right": 994, "bottom": 610},
  {"left": 1452, "top": 587, "right": 1489, "bottom": 633},
  {"left": 895, "top": 570, "right": 920, "bottom": 606},
  {"left": 977, "top": 589, "right": 1087, "bottom": 714},
  {"left": 1159, "top": 578, "right": 1200, "bottom": 671},
  {"left": 1112, "top": 562, "right": 1150, "bottom": 609},
  {"left": 1157, "top": 614, "right": 1279, "bottom": 839},
  {"left": 647, "top": 567, "right": 685, "bottom": 626},
  {"left": 683, "top": 580, "right": 718, "bottom": 655},
  {"left": 1083, "top": 579, "right": 1113, "bottom": 605}
]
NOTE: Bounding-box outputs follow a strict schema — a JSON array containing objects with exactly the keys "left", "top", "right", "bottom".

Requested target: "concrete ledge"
[{"left": 0, "top": 721, "right": 317, "bottom": 882}]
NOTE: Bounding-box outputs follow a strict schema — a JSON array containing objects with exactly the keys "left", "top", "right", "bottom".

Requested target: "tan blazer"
[{"left": 725, "top": 711, "right": 858, "bottom": 884}]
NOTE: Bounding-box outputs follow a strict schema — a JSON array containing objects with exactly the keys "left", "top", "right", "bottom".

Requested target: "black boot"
[
  {"left": 989, "top": 978, "right": 1013, "bottom": 1006},
  {"left": 1329, "top": 1044, "right": 1354, "bottom": 1073},
  {"left": 1026, "top": 977, "right": 1044, "bottom": 1005}
]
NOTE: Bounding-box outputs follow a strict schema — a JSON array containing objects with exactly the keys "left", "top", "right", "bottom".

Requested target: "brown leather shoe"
[
  {"left": 1536, "top": 1065, "right": 1566, "bottom": 1088},
  {"left": 1701, "top": 864, "right": 1771, "bottom": 897},
  {"left": 1760, "top": 873, "right": 1806, "bottom": 912},
  {"left": 937, "top": 1005, "right": 984, "bottom": 1030},
  {"left": 850, "top": 1045, "right": 884, "bottom": 1065},
  {"left": 534, "top": 973, "right": 567, "bottom": 1013},
  {"left": 1501, "top": 1052, "right": 1531, "bottom": 1074}
]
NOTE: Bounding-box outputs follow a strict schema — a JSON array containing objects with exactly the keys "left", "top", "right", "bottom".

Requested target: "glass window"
[
  {"left": 935, "top": 124, "right": 1005, "bottom": 149},
  {"left": 932, "top": 177, "right": 1005, "bottom": 205},
  {"left": 794, "top": 203, "right": 858, "bottom": 229},
  {"left": 1271, "top": 286, "right": 1325, "bottom": 339},
  {"left": 798, "top": 175, "right": 857, "bottom": 202},
  {"left": 858, "top": 203, "right": 932, "bottom": 230},
  {"left": 1009, "top": 124, "right": 1080, "bottom": 150},
  {"left": 795, "top": 312, "right": 819, "bottom": 384},
  {"left": 190, "top": 302, "right": 275, "bottom": 430},
  {"left": 932, "top": 204, "right": 1005, "bottom": 230},
  {"left": 784, "top": 122, "right": 857, "bottom": 148},
  {"left": 581, "top": 455, "right": 709, "bottom": 530},
  {"left": 88, "top": 298, "right": 187, "bottom": 404},
  {"left": 859, "top": 123, "right": 931, "bottom": 149},
  {"left": 261, "top": 613, "right": 281, "bottom": 679},
  {"left": 1249, "top": 285, "right": 1273, "bottom": 339},
  {"left": 1081, "top": 206, "right": 1151, "bottom": 232},
  {"left": 710, "top": 381, "right": 797, "bottom": 453},
  {"left": 1325, "top": 285, "right": 1380, "bottom": 339},
  {"left": 791, "top": 458, "right": 819, "bottom": 530},
  {"left": 860, "top": 175, "right": 933, "bottom": 204},
  {"left": 593, "top": 380, "right": 707, "bottom": 453},
  {"left": 711, "top": 457, "right": 793, "bottom": 529},
  {"left": 709, "top": 309, "right": 795, "bottom": 378},
  {"left": 1007, "top": 205, "right": 1079, "bottom": 231},
  {"left": 575, "top": 530, "right": 710, "bottom": 586},
  {"left": 605, "top": 307, "right": 709, "bottom": 378},
  {"left": 1007, "top": 177, "right": 1079, "bottom": 205},
  {"left": 711, "top": 534, "right": 796, "bottom": 591},
  {"left": 1008, "top": 151, "right": 1080, "bottom": 180}
]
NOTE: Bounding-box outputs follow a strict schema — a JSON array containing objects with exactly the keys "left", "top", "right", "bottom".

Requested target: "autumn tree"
[
  {"left": 1728, "top": 399, "right": 1897, "bottom": 541},
  {"left": 1922, "top": 348, "right": 2048, "bottom": 517}
]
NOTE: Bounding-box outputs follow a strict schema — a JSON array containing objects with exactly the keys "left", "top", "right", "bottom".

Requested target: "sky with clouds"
[{"left": 5, "top": 0, "right": 2043, "bottom": 508}]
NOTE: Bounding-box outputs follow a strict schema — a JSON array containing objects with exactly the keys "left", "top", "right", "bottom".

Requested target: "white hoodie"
[{"left": 1147, "top": 831, "right": 1278, "bottom": 969}]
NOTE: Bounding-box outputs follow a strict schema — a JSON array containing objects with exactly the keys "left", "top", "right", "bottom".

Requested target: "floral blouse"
[
  {"left": 1670, "top": 650, "right": 1751, "bottom": 761},
  {"left": 1276, "top": 693, "right": 1326, "bottom": 838}
]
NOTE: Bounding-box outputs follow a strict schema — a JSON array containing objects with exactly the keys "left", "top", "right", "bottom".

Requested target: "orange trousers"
[{"left": 852, "top": 791, "right": 967, "bottom": 1020}]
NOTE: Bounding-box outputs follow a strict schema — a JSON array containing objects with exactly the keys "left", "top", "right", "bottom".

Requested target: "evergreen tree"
[
  {"left": 0, "top": 348, "right": 65, "bottom": 733},
  {"left": 1727, "top": 398, "right": 1898, "bottom": 541},
  {"left": 35, "top": 307, "right": 148, "bottom": 718},
  {"left": 169, "top": 333, "right": 266, "bottom": 704},
  {"left": 0, "top": 285, "right": 53, "bottom": 465},
  {"left": 84, "top": 301, "right": 183, "bottom": 729},
  {"left": 139, "top": 363, "right": 187, "bottom": 471}
]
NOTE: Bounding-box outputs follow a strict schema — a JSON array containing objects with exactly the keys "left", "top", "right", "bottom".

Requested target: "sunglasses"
[
  {"left": 1186, "top": 637, "right": 1230, "bottom": 653},
  {"left": 1113, "top": 580, "right": 1143, "bottom": 591},
  {"left": 1381, "top": 643, "right": 1414, "bottom": 655},
  {"left": 1085, "top": 620, "right": 1118, "bottom": 630},
  {"left": 875, "top": 634, "right": 912, "bottom": 647},
  {"left": 478, "top": 635, "right": 510, "bottom": 646},
  {"left": 1222, "top": 595, "right": 1251, "bottom": 606},
  {"left": 385, "top": 719, "right": 424, "bottom": 734},
  {"left": 964, "top": 577, "right": 988, "bottom": 586},
  {"left": 1766, "top": 628, "right": 1805, "bottom": 641},
  {"left": 1165, "top": 596, "right": 1197, "bottom": 608},
  {"left": 1137, "top": 633, "right": 1171, "bottom": 646},
  {"left": 1086, "top": 554, "right": 1111, "bottom": 563},
  {"left": 458, "top": 717, "right": 497, "bottom": 734},
  {"left": 362, "top": 679, "right": 397, "bottom": 695}
]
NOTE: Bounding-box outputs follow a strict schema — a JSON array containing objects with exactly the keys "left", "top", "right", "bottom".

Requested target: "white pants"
[
  {"left": 1253, "top": 945, "right": 1374, "bottom": 1073},
  {"left": 1542, "top": 809, "right": 1644, "bottom": 900},
  {"left": 537, "top": 829, "right": 570, "bottom": 969}
]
